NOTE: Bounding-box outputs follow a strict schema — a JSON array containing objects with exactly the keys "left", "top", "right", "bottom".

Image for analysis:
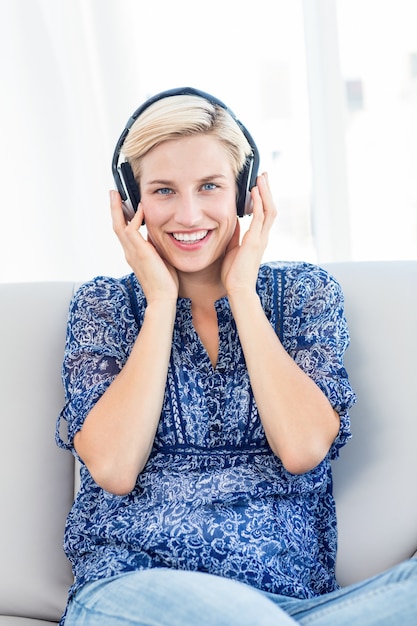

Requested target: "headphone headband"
[{"left": 112, "top": 87, "right": 259, "bottom": 219}]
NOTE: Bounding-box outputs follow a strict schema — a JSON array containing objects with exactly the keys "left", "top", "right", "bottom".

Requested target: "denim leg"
[
  {"left": 64, "top": 568, "right": 298, "bottom": 626},
  {"left": 266, "top": 558, "right": 417, "bottom": 626}
]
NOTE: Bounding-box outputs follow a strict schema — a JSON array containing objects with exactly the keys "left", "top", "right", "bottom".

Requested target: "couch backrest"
[
  {"left": 0, "top": 283, "right": 75, "bottom": 622},
  {"left": 323, "top": 261, "right": 417, "bottom": 586}
]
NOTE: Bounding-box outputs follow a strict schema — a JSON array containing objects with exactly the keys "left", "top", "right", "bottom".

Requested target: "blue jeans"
[{"left": 65, "top": 559, "right": 417, "bottom": 625}]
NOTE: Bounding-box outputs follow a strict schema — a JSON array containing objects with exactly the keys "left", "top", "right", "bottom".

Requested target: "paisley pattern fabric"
[{"left": 56, "top": 261, "right": 356, "bottom": 603}]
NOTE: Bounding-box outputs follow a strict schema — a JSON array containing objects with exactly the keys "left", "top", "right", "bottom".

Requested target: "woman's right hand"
[{"left": 110, "top": 190, "right": 179, "bottom": 303}]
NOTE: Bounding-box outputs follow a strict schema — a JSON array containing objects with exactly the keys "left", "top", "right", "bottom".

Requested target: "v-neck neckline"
[{"left": 175, "top": 297, "right": 233, "bottom": 374}]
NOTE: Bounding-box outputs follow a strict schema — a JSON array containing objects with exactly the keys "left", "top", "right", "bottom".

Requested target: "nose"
[{"left": 173, "top": 191, "right": 203, "bottom": 227}]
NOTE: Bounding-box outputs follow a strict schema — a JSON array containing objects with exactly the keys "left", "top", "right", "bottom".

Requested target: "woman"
[{"left": 57, "top": 88, "right": 416, "bottom": 625}]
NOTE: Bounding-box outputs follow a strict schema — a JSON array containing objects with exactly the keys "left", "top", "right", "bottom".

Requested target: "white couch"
[{"left": 1, "top": 261, "right": 416, "bottom": 624}]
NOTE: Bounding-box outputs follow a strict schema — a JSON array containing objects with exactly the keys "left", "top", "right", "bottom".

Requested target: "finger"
[
  {"left": 247, "top": 185, "right": 264, "bottom": 234},
  {"left": 257, "top": 173, "right": 276, "bottom": 214},
  {"left": 257, "top": 173, "right": 277, "bottom": 230},
  {"left": 130, "top": 202, "right": 145, "bottom": 230},
  {"left": 110, "top": 190, "right": 127, "bottom": 232},
  {"left": 244, "top": 177, "right": 276, "bottom": 253}
]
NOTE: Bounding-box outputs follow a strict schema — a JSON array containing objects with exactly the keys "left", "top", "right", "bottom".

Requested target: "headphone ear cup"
[
  {"left": 120, "top": 162, "right": 141, "bottom": 211},
  {"left": 236, "top": 155, "right": 256, "bottom": 217},
  {"left": 236, "top": 165, "right": 249, "bottom": 217}
]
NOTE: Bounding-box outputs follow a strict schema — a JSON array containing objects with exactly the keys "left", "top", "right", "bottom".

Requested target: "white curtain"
[{"left": 1, "top": 0, "right": 142, "bottom": 282}]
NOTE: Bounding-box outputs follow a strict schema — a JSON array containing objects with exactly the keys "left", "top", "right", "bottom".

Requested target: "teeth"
[{"left": 172, "top": 230, "right": 208, "bottom": 243}]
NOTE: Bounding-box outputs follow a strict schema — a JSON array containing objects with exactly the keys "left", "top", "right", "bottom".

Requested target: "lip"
[{"left": 169, "top": 230, "right": 212, "bottom": 250}]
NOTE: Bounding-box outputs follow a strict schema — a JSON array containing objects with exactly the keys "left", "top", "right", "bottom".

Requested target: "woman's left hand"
[{"left": 221, "top": 172, "right": 277, "bottom": 296}]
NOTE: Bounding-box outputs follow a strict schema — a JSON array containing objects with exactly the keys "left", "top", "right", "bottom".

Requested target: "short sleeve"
[
  {"left": 55, "top": 276, "right": 139, "bottom": 455},
  {"left": 282, "top": 264, "right": 357, "bottom": 459}
]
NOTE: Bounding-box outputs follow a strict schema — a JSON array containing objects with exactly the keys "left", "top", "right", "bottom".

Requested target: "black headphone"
[{"left": 112, "top": 87, "right": 260, "bottom": 220}]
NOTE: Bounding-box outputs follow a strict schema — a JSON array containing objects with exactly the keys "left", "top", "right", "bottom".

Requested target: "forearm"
[
  {"left": 74, "top": 300, "right": 176, "bottom": 494},
  {"left": 228, "top": 290, "right": 340, "bottom": 474}
]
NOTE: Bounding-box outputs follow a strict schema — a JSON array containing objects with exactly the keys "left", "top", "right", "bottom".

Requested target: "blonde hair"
[{"left": 122, "top": 95, "right": 252, "bottom": 186}]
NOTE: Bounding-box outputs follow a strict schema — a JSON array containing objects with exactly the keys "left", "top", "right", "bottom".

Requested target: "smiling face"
[{"left": 140, "top": 133, "right": 238, "bottom": 280}]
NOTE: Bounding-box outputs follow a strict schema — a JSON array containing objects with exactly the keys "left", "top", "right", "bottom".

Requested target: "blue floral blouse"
[{"left": 56, "top": 261, "right": 356, "bottom": 605}]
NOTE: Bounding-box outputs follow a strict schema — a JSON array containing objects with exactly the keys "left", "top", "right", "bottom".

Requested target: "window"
[{"left": 337, "top": 0, "right": 417, "bottom": 260}]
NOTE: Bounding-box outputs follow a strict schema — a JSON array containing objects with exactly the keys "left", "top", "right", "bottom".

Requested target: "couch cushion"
[
  {"left": 324, "top": 262, "right": 417, "bottom": 585},
  {"left": 0, "top": 618, "right": 57, "bottom": 625},
  {"left": 0, "top": 283, "right": 75, "bottom": 622}
]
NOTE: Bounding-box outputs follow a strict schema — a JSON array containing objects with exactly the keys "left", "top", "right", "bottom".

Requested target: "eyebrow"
[{"left": 143, "top": 174, "right": 229, "bottom": 187}]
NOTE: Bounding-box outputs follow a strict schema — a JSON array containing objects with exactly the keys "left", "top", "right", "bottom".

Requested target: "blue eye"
[
  {"left": 156, "top": 188, "right": 172, "bottom": 195},
  {"left": 202, "top": 183, "right": 217, "bottom": 191}
]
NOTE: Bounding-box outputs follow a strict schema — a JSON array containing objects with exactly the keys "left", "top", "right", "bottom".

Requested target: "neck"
[{"left": 178, "top": 267, "right": 226, "bottom": 305}]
